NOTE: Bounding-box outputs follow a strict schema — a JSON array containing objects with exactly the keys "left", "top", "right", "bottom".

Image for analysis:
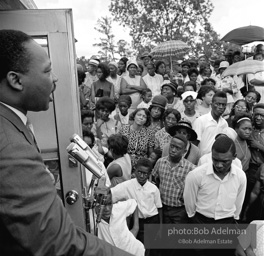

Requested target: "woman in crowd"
[
  {"left": 232, "top": 113, "right": 252, "bottom": 172},
  {"left": 244, "top": 89, "right": 261, "bottom": 114},
  {"left": 148, "top": 95, "right": 167, "bottom": 134},
  {"left": 154, "top": 108, "right": 181, "bottom": 151},
  {"left": 196, "top": 85, "right": 216, "bottom": 115},
  {"left": 155, "top": 60, "right": 166, "bottom": 77},
  {"left": 120, "top": 60, "right": 147, "bottom": 111},
  {"left": 226, "top": 99, "right": 250, "bottom": 128},
  {"left": 161, "top": 80, "right": 181, "bottom": 109},
  {"left": 201, "top": 77, "right": 216, "bottom": 87},
  {"left": 91, "top": 63, "right": 115, "bottom": 104},
  {"left": 95, "top": 97, "right": 117, "bottom": 139},
  {"left": 119, "top": 108, "right": 154, "bottom": 171},
  {"left": 107, "top": 61, "right": 121, "bottom": 101},
  {"left": 188, "top": 67, "right": 200, "bottom": 91},
  {"left": 106, "top": 134, "right": 132, "bottom": 187},
  {"left": 118, "top": 57, "right": 128, "bottom": 77}
]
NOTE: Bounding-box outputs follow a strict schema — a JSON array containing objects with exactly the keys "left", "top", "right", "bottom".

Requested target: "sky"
[{"left": 34, "top": 0, "right": 264, "bottom": 58}]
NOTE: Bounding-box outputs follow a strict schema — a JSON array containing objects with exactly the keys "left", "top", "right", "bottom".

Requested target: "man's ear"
[{"left": 6, "top": 71, "right": 24, "bottom": 91}]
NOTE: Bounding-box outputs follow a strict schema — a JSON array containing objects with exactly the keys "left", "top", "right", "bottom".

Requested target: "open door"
[{"left": 0, "top": 9, "right": 86, "bottom": 229}]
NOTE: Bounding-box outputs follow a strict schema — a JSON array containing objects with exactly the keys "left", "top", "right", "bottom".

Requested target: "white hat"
[
  {"left": 219, "top": 61, "right": 229, "bottom": 69},
  {"left": 109, "top": 61, "right": 118, "bottom": 69},
  {"left": 221, "top": 127, "right": 237, "bottom": 142},
  {"left": 89, "top": 59, "right": 99, "bottom": 67},
  {"left": 127, "top": 59, "right": 139, "bottom": 70},
  {"left": 181, "top": 91, "right": 198, "bottom": 101}
]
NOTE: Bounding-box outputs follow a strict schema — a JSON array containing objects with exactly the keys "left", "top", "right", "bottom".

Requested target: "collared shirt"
[
  {"left": 193, "top": 112, "right": 228, "bottom": 156},
  {"left": 111, "top": 178, "right": 162, "bottom": 219},
  {"left": 1, "top": 102, "right": 27, "bottom": 125},
  {"left": 250, "top": 128, "right": 264, "bottom": 165},
  {"left": 154, "top": 127, "right": 172, "bottom": 151},
  {"left": 83, "top": 72, "right": 98, "bottom": 99},
  {"left": 152, "top": 156, "right": 195, "bottom": 207},
  {"left": 98, "top": 199, "right": 145, "bottom": 256},
  {"left": 142, "top": 73, "right": 163, "bottom": 97},
  {"left": 183, "top": 162, "right": 247, "bottom": 220}
]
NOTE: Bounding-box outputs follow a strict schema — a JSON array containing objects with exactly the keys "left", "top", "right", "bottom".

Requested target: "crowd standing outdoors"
[
  {"left": 78, "top": 44, "right": 264, "bottom": 256},
  {"left": 1, "top": 28, "right": 264, "bottom": 256}
]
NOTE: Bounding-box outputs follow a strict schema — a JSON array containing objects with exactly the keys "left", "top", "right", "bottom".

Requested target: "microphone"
[{"left": 66, "top": 142, "right": 103, "bottom": 179}]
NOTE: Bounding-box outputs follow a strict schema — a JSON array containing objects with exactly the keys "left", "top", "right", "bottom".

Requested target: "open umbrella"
[
  {"left": 221, "top": 25, "right": 264, "bottom": 45},
  {"left": 150, "top": 40, "right": 190, "bottom": 68},
  {"left": 222, "top": 60, "right": 264, "bottom": 77}
]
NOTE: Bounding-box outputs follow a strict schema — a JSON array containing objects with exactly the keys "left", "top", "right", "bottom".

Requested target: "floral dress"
[{"left": 119, "top": 125, "right": 155, "bottom": 171}]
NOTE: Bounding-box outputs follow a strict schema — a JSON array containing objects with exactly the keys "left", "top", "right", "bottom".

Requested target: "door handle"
[{"left": 65, "top": 190, "right": 79, "bottom": 205}]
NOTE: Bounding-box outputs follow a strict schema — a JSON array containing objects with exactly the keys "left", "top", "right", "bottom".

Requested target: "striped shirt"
[{"left": 152, "top": 156, "right": 195, "bottom": 207}]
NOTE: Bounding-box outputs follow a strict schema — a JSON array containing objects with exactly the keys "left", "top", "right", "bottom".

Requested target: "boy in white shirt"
[{"left": 111, "top": 158, "right": 162, "bottom": 247}]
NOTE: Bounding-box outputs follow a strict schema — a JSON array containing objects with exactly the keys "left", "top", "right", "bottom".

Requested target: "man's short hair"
[
  {"left": 0, "top": 29, "right": 33, "bottom": 81},
  {"left": 212, "top": 91, "right": 227, "bottom": 102},
  {"left": 212, "top": 136, "right": 236, "bottom": 155},
  {"left": 135, "top": 158, "right": 152, "bottom": 173},
  {"left": 172, "top": 134, "right": 188, "bottom": 148}
]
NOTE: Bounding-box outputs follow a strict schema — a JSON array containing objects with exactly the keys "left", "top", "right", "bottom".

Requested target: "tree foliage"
[
  {"left": 93, "top": 16, "right": 134, "bottom": 61},
  {"left": 109, "top": 0, "right": 226, "bottom": 58},
  {"left": 93, "top": 16, "right": 117, "bottom": 62}
]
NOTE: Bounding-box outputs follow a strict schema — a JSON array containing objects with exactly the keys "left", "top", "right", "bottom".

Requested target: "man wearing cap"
[
  {"left": 153, "top": 134, "right": 196, "bottom": 224},
  {"left": 162, "top": 120, "right": 200, "bottom": 165},
  {"left": 193, "top": 91, "right": 228, "bottom": 156},
  {"left": 83, "top": 58, "right": 99, "bottom": 102},
  {"left": 140, "top": 51, "right": 152, "bottom": 77},
  {"left": 142, "top": 62, "right": 163, "bottom": 97}
]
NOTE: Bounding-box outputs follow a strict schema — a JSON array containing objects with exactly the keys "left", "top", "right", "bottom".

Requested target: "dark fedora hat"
[{"left": 167, "top": 120, "right": 197, "bottom": 141}]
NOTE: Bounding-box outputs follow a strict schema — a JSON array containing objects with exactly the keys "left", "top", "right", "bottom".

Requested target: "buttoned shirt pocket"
[{"left": 222, "top": 192, "right": 237, "bottom": 210}]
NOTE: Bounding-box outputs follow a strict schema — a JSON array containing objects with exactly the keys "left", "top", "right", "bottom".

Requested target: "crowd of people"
[
  {"left": 1, "top": 28, "right": 264, "bottom": 256},
  {"left": 78, "top": 45, "right": 264, "bottom": 256}
]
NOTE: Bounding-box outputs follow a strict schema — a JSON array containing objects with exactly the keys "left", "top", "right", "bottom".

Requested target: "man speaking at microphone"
[{"left": 0, "top": 29, "right": 131, "bottom": 256}]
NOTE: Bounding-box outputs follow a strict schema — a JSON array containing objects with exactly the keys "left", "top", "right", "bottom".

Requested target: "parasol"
[
  {"left": 221, "top": 25, "right": 264, "bottom": 45},
  {"left": 222, "top": 60, "right": 264, "bottom": 77},
  {"left": 150, "top": 40, "right": 191, "bottom": 68}
]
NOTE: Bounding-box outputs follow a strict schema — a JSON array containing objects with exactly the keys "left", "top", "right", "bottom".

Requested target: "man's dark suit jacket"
[{"left": 0, "top": 103, "right": 130, "bottom": 256}]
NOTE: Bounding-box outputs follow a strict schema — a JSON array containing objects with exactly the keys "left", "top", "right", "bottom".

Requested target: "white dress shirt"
[
  {"left": 198, "top": 152, "right": 242, "bottom": 169},
  {"left": 183, "top": 162, "right": 246, "bottom": 220},
  {"left": 193, "top": 112, "right": 228, "bottom": 156},
  {"left": 98, "top": 199, "right": 145, "bottom": 256},
  {"left": 111, "top": 178, "right": 162, "bottom": 218},
  {"left": 142, "top": 73, "right": 163, "bottom": 97}
]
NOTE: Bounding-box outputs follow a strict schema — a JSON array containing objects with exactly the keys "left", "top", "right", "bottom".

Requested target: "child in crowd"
[
  {"left": 113, "top": 95, "right": 132, "bottom": 127},
  {"left": 83, "top": 130, "right": 109, "bottom": 164},
  {"left": 180, "top": 91, "right": 200, "bottom": 125},
  {"left": 137, "top": 88, "right": 152, "bottom": 109},
  {"left": 95, "top": 192, "right": 145, "bottom": 256},
  {"left": 148, "top": 95, "right": 167, "bottom": 134},
  {"left": 149, "top": 148, "right": 162, "bottom": 169},
  {"left": 81, "top": 110, "right": 96, "bottom": 136},
  {"left": 111, "top": 158, "right": 162, "bottom": 252},
  {"left": 196, "top": 85, "right": 216, "bottom": 116}
]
